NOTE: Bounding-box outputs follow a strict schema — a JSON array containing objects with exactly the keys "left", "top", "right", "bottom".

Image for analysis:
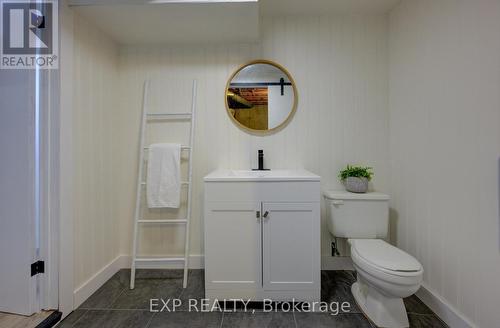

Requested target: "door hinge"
[{"left": 31, "top": 260, "right": 45, "bottom": 276}]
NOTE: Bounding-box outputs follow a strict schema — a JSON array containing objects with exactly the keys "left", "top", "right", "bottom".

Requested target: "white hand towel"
[{"left": 147, "top": 143, "right": 181, "bottom": 208}]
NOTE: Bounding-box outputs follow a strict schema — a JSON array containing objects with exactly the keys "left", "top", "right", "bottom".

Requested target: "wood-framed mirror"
[{"left": 225, "top": 59, "right": 298, "bottom": 134}]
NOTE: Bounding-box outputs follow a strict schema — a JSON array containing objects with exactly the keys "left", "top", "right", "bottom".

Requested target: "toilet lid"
[{"left": 350, "top": 239, "right": 422, "bottom": 272}]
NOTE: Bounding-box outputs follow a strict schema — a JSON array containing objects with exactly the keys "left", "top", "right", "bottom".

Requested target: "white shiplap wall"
[
  {"left": 389, "top": 1, "right": 500, "bottom": 327},
  {"left": 115, "top": 15, "right": 390, "bottom": 261},
  {"left": 71, "top": 13, "right": 120, "bottom": 288}
]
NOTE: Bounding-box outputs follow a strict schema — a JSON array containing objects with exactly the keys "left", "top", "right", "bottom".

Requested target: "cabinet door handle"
[
  {"left": 256, "top": 211, "right": 260, "bottom": 218},
  {"left": 263, "top": 211, "right": 269, "bottom": 218}
]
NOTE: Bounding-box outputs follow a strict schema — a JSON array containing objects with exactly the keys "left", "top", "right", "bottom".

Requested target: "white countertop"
[{"left": 204, "top": 169, "right": 321, "bottom": 182}]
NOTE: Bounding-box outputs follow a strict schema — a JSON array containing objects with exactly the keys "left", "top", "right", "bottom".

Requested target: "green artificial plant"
[{"left": 338, "top": 165, "right": 373, "bottom": 181}]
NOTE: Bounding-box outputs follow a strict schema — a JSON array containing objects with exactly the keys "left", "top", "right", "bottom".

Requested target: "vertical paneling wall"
[
  {"left": 71, "top": 14, "right": 120, "bottom": 288},
  {"left": 116, "top": 15, "right": 390, "bottom": 260},
  {"left": 389, "top": 1, "right": 500, "bottom": 327}
]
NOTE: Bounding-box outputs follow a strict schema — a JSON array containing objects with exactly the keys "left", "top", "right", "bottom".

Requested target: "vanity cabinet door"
[
  {"left": 205, "top": 202, "right": 262, "bottom": 290},
  {"left": 262, "top": 202, "right": 320, "bottom": 291}
]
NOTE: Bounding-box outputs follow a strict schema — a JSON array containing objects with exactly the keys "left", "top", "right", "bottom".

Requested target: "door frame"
[
  {"left": 55, "top": 0, "right": 75, "bottom": 318},
  {"left": 39, "top": 66, "right": 60, "bottom": 312}
]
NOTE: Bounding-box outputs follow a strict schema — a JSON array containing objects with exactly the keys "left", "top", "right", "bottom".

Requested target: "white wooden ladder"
[{"left": 130, "top": 79, "right": 197, "bottom": 289}]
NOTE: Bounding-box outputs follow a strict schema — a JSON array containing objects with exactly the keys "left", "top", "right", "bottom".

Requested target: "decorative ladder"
[{"left": 130, "top": 79, "right": 197, "bottom": 289}]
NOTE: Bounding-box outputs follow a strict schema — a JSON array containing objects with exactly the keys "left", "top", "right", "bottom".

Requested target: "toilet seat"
[{"left": 350, "top": 239, "right": 423, "bottom": 280}]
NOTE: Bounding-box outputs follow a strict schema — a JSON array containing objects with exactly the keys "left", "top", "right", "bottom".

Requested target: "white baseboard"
[
  {"left": 73, "top": 254, "right": 204, "bottom": 309},
  {"left": 73, "top": 255, "right": 128, "bottom": 308},
  {"left": 321, "top": 256, "right": 354, "bottom": 270},
  {"left": 416, "top": 283, "right": 476, "bottom": 328},
  {"left": 119, "top": 254, "right": 204, "bottom": 270}
]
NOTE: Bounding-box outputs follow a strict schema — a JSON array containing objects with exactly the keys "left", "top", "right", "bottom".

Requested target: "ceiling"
[
  {"left": 260, "top": 0, "right": 401, "bottom": 15},
  {"left": 69, "top": 0, "right": 401, "bottom": 45},
  {"left": 72, "top": 2, "right": 260, "bottom": 45}
]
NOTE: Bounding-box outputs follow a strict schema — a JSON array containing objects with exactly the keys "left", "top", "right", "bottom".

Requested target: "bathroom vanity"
[{"left": 203, "top": 169, "right": 321, "bottom": 302}]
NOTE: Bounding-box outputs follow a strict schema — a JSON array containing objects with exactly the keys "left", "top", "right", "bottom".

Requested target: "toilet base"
[{"left": 352, "top": 281, "right": 409, "bottom": 328}]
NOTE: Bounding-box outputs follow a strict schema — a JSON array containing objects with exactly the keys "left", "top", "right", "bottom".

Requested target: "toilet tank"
[{"left": 324, "top": 190, "right": 390, "bottom": 239}]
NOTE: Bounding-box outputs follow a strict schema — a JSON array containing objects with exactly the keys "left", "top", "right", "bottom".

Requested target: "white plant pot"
[{"left": 345, "top": 177, "right": 369, "bottom": 193}]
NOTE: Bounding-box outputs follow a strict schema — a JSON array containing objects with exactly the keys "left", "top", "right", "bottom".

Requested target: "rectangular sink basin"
[{"left": 204, "top": 169, "right": 320, "bottom": 182}]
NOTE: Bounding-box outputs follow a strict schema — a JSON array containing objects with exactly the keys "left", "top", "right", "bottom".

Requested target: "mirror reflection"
[{"left": 225, "top": 61, "right": 297, "bottom": 133}]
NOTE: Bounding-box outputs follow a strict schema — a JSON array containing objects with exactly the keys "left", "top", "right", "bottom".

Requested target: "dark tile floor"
[{"left": 58, "top": 270, "right": 448, "bottom": 328}]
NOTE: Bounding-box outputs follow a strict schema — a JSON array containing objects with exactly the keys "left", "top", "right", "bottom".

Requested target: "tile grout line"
[
  {"left": 219, "top": 311, "right": 225, "bottom": 328},
  {"left": 105, "top": 286, "right": 128, "bottom": 309},
  {"left": 407, "top": 312, "right": 445, "bottom": 317},
  {"left": 78, "top": 280, "right": 129, "bottom": 311},
  {"left": 406, "top": 312, "right": 437, "bottom": 315},
  {"left": 177, "top": 277, "right": 186, "bottom": 299},
  {"left": 407, "top": 312, "right": 450, "bottom": 327},
  {"left": 144, "top": 312, "right": 157, "bottom": 328},
  {"left": 67, "top": 309, "right": 88, "bottom": 328}
]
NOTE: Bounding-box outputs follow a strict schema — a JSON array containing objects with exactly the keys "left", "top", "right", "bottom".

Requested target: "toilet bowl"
[
  {"left": 349, "top": 239, "right": 423, "bottom": 328},
  {"left": 323, "top": 190, "right": 424, "bottom": 328}
]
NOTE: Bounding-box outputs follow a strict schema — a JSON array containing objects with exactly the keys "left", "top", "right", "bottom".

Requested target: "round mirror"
[{"left": 225, "top": 60, "right": 297, "bottom": 134}]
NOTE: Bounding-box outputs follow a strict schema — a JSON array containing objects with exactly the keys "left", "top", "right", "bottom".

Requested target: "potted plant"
[{"left": 338, "top": 165, "right": 373, "bottom": 193}]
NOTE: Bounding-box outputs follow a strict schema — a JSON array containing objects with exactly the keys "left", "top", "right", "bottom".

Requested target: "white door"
[
  {"left": 205, "top": 202, "right": 262, "bottom": 289},
  {"left": 0, "top": 70, "right": 40, "bottom": 315},
  {"left": 262, "top": 202, "right": 320, "bottom": 290}
]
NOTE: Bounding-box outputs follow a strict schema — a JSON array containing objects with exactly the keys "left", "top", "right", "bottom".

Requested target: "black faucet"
[
  {"left": 258, "top": 150, "right": 264, "bottom": 170},
  {"left": 253, "top": 149, "right": 270, "bottom": 171}
]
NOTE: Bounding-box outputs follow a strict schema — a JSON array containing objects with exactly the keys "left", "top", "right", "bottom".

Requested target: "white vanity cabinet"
[{"left": 204, "top": 170, "right": 321, "bottom": 302}]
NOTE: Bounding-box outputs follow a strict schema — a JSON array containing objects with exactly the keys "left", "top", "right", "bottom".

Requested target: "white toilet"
[{"left": 324, "top": 190, "right": 423, "bottom": 328}]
